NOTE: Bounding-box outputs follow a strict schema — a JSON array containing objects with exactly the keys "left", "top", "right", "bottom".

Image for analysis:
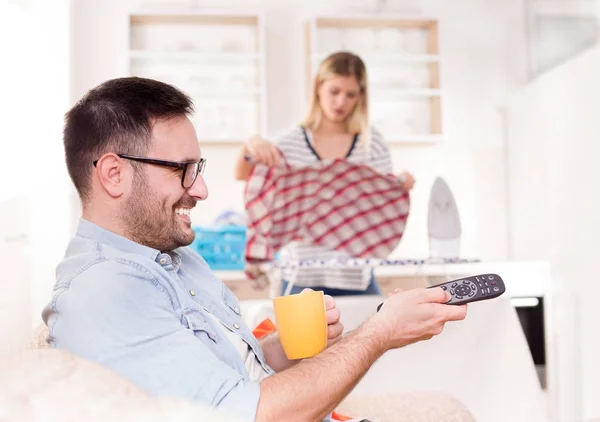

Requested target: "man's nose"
[{"left": 188, "top": 174, "right": 208, "bottom": 200}]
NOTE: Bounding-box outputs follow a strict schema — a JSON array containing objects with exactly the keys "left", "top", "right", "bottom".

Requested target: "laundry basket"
[{"left": 191, "top": 225, "right": 246, "bottom": 270}]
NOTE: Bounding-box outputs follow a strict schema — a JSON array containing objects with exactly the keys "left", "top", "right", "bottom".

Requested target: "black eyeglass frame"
[{"left": 93, "top": 154, "right": 206, "bottom": 188}]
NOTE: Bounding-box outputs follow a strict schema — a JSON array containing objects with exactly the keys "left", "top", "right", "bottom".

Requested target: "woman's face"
[{"left": 317, "top": 75, "right": 362, "bottom": 123}]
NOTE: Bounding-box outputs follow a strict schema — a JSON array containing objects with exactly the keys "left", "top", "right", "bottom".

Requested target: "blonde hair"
[{"left": 302, "top": 51, "right": 371, "bottom": 152}]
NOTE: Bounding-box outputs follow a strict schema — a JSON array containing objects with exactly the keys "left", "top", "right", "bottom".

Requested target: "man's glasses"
[{"left": 93, "top": 154, "right": 207, "bottom": 189}]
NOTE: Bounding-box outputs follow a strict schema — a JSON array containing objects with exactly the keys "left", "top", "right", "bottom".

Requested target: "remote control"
[{"left": 376, "top": 273, "right": 506, "bottom": 312}]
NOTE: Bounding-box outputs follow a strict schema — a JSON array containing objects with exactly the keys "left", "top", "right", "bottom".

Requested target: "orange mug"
[{"left": 272, "top": 290, "right": 328, "bottom": 359}]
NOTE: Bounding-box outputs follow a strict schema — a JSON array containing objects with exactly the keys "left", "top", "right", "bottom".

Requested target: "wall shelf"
[
  {"left": 311, "top": 53, "right": 440, "bottom": 64},
  {"left": 128, "top": 9, "right": 268, "bottom": 144},
  {"left": 371, "top": 88, "right": 441, "bottom": 97},
  {"left": 129, "top": 50, "right": 263, "bottom": 62},
  {"left": 306, "top": 15, "right": 443, "bottom": 144}
]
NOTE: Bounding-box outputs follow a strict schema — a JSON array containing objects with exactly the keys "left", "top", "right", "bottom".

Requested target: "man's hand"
[
  {"left": 300, "top": 289, "right": 343, "bottom": 346},
  {"left": 325, "top": 294, "right": 343, "bottom": 346},
  {"left": 371, "top": 287, "right": 467, "bottom": 350}
]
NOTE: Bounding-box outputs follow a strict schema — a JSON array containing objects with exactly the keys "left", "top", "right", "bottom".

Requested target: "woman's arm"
[
  {"left": 234, "top": 144, "right": 253, "bottom": 181},
  {"left": 234, "top": 135, "right": 281, "bottom": 181}
]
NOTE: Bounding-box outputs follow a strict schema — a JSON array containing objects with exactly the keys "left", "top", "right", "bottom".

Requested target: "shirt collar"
[{"left": 76, "top": 218, "right": 164, "bottom": 262}]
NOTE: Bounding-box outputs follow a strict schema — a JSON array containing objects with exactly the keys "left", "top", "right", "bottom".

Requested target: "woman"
[{"left": 234, "top": 51, "right": 415, "bottom": 296}]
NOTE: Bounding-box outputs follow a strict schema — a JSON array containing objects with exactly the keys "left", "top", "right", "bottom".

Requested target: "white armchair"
[{"left": 6, "top": 323, "right": 475, "bottom": 422}]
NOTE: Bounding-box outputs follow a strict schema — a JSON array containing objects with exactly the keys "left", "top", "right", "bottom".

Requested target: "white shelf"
[
  {"left": 191, "top": 89, "right": 262, "bottom": 98},
  {"left": 130, "top": 8, "right": 264, "bottom": 19},
  {"left": 387, "top": 134, "right": 442, "bottom": 143},
  {"left": 312, "top": 13, "right": 439, "bottom": 24},
  {"left": 312, "top": 53, "right": 440, "bottom": 63},
  {"left": 371, "top": 88, "right": 441, "bottom": 97},
  {"left": 129, "top": 50, "right": 262, "bottom": 62},
  {"left": 197, "top": 139, "right": 247, "bottom": 144},
  {"left": 199, "top": 135, "right": 441, "bottom": 146}
]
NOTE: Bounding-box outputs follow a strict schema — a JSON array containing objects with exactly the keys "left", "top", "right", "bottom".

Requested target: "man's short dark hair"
[{"left": 64, "top": 77, "right": 194, "bottom": 202}]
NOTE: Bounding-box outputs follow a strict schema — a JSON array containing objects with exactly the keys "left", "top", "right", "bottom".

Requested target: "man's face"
[{"left": 121, "top": 116, "right": 208, "bottom": 252}]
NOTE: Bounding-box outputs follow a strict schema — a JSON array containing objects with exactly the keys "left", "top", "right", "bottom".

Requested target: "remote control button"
[
  {"left": 451, "top": 283, "right": 458, "bottom": 288},
  {"left": 493, "top": 287, "right": 500, "bottom": 292},
  {"left": 475, "top": 277, "right": 481, "bottom": 282},
  {"left": 450, "top": 289, "right": 455, "bottom": 295},
  {"left": 468, "top": 291, "right": 475, "bottom": 297},
  {"left": 455, "top": 295, "right": 463, "bottom": 300},
  {"left": 481, "top": 290, "right": 487, "bottom": 296},
  {"left": 486, "top": 288, "right": 491, "bottom": 294},
  {"left": 455, "top": 285, "right": 472, "bottom": 296},
  {"left": 485, "top": 282, "right": 489, "bottom": 287},
  {"left": 462, "top": 280, "right": 469, "bottom": 284},
  {"left": 488, "top": 275, "right": 495, "bottom": 280},
  {"left": 442, "top": 286, "right": 447, "bottom": 290},
  {"left": 491, "top": 281, "right": 497, "bottom": 285}
]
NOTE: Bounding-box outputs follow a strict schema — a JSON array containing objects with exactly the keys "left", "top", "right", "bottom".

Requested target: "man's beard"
[{"left": 120, "top": 175, "right": 195, "bottom": 252}]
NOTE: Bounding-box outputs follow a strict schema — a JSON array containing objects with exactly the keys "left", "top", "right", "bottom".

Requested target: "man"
[{"left": 43, "top": 77, "right": 467, "bottom": 422}]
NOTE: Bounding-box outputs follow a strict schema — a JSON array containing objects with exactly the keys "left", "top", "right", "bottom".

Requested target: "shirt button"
[
  {"left": 189, "top": 289, "right": 196, "bottom": 296},
  {"left": 159, "top": 258, "right": 167, "bottom": 265},
  {"left": 233, "top": 323, "right": 240, "bottom": 329}
]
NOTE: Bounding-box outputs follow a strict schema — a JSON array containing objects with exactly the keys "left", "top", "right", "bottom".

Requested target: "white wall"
[
  {"left": 527, "top": 0, "right": 599, "bottom": 78},
  {"left": 507, "top": 45, "right": 600, "bottom": 421},
  {"left": 0, "top": 0, "right": 72, "bottom": 329},
  {"left": 0, "top": 196, "right": 31, "bottom": 354},
  {"left": 69, "top": 0, "right": 528, "bottom": 265}
]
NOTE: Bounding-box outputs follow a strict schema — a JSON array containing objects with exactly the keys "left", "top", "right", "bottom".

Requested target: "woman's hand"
[
  {"left": 245, "top": 135, "right": 281, "bottom": 167},
  {"left": 397, "top": 171, "right": 415, "bottom": 192}
]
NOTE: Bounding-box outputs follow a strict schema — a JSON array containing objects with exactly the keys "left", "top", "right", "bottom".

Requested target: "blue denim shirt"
[{"left": 42, "top": 219, "right": 275, "bottom": 421}]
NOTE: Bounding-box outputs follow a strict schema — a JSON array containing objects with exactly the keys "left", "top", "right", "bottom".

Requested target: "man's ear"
[{"left": 94, "top": 153, "right": 129, "bottom": 198}]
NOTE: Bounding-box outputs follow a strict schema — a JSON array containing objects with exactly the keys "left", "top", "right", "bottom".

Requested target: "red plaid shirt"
[{"left": 244, "top": 156, "right": 411, "bottom": 271}]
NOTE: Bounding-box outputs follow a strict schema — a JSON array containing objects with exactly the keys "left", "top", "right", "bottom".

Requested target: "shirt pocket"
[
  {"left": 182, "top": 309, "right": 218, "bottom": 343},
  {"left": 221, "top": 285, "right": 241, "bottom": 316}
]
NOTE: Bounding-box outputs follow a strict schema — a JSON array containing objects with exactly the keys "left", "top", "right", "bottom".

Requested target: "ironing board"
[{"left": 270, "top": 257, "right": 480, "bottom": 296}]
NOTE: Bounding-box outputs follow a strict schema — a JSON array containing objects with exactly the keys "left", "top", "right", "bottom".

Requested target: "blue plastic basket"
[{"left": 191, "top": 225, "right": 246, "bottom": 270}]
